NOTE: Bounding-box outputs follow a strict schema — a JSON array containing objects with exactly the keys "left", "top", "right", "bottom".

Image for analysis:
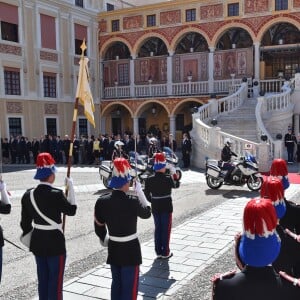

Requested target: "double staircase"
[{"left": 215, "top": 98, "right": 259, "bottom": 143}]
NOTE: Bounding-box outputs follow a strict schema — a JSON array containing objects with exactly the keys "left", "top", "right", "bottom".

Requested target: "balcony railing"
[{"left": 102, "top": 78, "right": 286, "bottom": 100}]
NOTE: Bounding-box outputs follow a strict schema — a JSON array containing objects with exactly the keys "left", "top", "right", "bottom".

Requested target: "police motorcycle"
[
  {"left": 205, "top": 152, "right": 263, "bottom": 191},
  {"left": 99, "top": 145, "right": 182, "bottom": 188}
]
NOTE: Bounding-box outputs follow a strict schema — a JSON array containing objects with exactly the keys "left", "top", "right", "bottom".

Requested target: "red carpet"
[{"left": 262, "top": 172, "right": 300, "bottom": 184}]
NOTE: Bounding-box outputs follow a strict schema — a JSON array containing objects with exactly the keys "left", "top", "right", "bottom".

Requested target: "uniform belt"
[
  {"left": 33, "top": 223, "right": 63, "bottom": 232},
  {"left": 109, "top": 233, "right": 137, "bottom": 242},
  {"left": 286, "top": 141, "right": 294, "bottom": 142},
  {"left": 151, "top": 194, "right": 171, "bottom": 199}
]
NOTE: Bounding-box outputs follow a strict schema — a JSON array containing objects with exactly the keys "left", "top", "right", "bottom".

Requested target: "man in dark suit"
[{"left": 181, "top": 133, "right": 192, "bottom": 168}]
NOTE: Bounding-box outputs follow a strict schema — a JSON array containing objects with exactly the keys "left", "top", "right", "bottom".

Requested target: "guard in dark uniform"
[
  {"left": 0, "top": 177, "right": 11, "bottom": 283},
  {"left": 144, "top": 152, "right": 180, "bottom": 259},
  {"left": 94, "top": 158, "right": 151, "bottom": 300},
  {"left": 212, "top": 198, "right": 300, "bottom": 300},
  {"left": 284, "top": 128, "right": 297, "bottom": 164},
  {"left": 181, "top": 133, "right": 192, "bottom": 168},
  {"left": 20, "top": 152, "right": 77, "bottom": 300}
]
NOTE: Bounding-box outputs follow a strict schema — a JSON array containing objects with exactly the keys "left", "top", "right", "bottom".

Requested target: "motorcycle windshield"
[
  {"left": 163, "top": 147, "right": 178, "bottom": 164},
  {"left": 128, "top": 151, "right": 147, "bottom": 169}
]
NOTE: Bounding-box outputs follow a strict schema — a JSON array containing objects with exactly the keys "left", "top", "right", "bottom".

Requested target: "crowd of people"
[{"left": 0, "top": 131, "right": 192, "bottom": 168}]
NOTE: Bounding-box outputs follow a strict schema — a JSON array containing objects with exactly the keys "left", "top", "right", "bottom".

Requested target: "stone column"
[
  {"left": 100, "top": 116, "right": 106, "bottom": 134},
  {"left": 208, "top": 47, "right": 215, "bottom": 93},
  {"left": 167, "top": 51, "right": 174, "bottom": 96},
  {"left": 133, "top": 116, "right": 139, "bottom": 137},
  {"left": 130, "top": 54, "right": 136, "bottom": 97},
  {"left": 169, "top": 115, "right": 176, "bottom": 138},
  {"left": 254, "top": 42, "right": 260, "bottom": 80}
]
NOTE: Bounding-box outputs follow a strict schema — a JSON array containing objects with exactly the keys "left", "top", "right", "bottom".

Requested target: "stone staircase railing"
[
  {"left": 256, "top": 81, "right": 294, "bottom": 160},
  {"left": 190, "top": 82, "right": 269, "bottom": 171}
]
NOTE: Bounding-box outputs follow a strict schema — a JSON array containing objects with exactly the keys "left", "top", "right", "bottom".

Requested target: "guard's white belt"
[
  {"left": 151, "top": 194, "right": 171, "bottom": 199},
  {"left": 109, "top": 233, "right": 137, "bottom": 242},
  {"left": 34, "top": 223, "right": 63, "bottom": 232}
]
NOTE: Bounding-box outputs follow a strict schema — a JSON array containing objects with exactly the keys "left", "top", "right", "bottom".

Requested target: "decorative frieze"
[
  {"left": 160, "top": 10, "right": 181, "bottom": 26},
  {"left": 244, "top": 0, "right": 269, "bottom": 14},
  {"left": 200, "top": 4, "right": 223, "bottom": 20},
  {"left": 40, "top": 51, "right": 58, "bottom": 62},
  {"left": 123, "top": 15, "right": 143, "bottom": 30},
  {"left": 0, "top": 43, "right": 22, "bottom": 56},
  {"left": 6, "top": 102, "right": 22, "bottom": 113},
  {"left": 44, "top": 103, "right": 57, "bottom": 114}
]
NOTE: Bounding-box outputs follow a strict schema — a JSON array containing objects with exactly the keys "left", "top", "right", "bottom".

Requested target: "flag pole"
[{"left": 62, "top": 41, "right": 87, "bottom": 232}]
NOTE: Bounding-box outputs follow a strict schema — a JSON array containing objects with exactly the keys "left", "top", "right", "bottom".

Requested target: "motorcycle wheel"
[
  {"left": 102, "top": 176, "right": 110, "bottom": 189},
  {"left": 247, "top": 175, "right": 263, "bottom": 191},
  {"left": 206, "top": 176, "right": 223, "bottom": 189}
]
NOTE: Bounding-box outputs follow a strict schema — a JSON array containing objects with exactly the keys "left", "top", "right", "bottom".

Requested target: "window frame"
[
  {"left": 275, "top": 0, "right": 288, "bottom": 11},
  {"left": 107, "top": 3, "right": 114, "bottom": 11},
  {"left": 8, "top": 116, "right": 23, "bottom": 137},
  {"left": 111, "top": 20, "right": 120, "bottom": 32},
  {"left": 147, "top": 15, "right": 156, "bottom": 27},
  {"left": 186, "top": 9, "right": 196, "bottom": 22},
  {"left": 78, "top": 117, "right": 88, "bottom": 137},
  {"left": 75, "top": 0, "right": 84, "bottom": 8},
  {"left": 4, "top": 68, "right": 21, "bottom": 95},
  {"left": 0, "top": 21, "right": 18, "bottom": 42},
  {"left": 227, "top": 3, "right": 239, "bottom": 17},
  {"left": 43, "top": 72, "right": 57, "bottom": 98},
  {"left": 45, "top": 117, "right": 58, "bottom": 136}
]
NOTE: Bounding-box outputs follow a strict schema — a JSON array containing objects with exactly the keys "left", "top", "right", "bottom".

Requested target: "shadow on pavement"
[{"left": 139, "top": 258, "right": 176, "bottom": 299}]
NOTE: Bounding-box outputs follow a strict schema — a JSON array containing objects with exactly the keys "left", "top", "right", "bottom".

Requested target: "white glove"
[
  {"left": 0, "top": 181, "right": 11, "bottom": 205},
  {"left": 134, "top": 180, "right": 150, "bottom": 208},
  {"left": 169, "top": 165, "right": 179, "bottom": 181},
  {"left": 65, "top": 177, "right": 76, "bottom": 205},
  {"left": 100, "top": 233, "right": 109, "bottom": 247}
]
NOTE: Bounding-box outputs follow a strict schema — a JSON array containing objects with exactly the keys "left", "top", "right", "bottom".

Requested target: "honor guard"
[
  {"left": 212, "top": 198, "right": 300, "bottom": 300},
  {"left": 20, "top": 152, "right": 77, "bottom": 300},
  {"left": 284, "top": 128, "right": 297, "bottom": 164},
  {"left": 144, "top": 152, "right": 180, "bottom": 259},
  {"left": 94, "top": 158, "right": 151, "bottom": 300},
  {"left": 0, "top": 177, "right": 11, "bottom": 283}
]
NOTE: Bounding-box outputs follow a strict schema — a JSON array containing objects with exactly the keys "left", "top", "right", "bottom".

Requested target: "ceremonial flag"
[{"left": 75, "top": 42, "right": 95, "bottom": 127}]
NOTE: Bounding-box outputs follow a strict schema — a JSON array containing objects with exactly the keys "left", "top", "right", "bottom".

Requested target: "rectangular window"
[
  {"left": 4, "top": 68, "right": 21, "bottom": 95},
  {"left": 111, "top": 20, "right": 120, "bottom": 32},
  {"left": 107, "top": 3, "right": 114, "bottom": 11},
  {"left": 75, "top": 0, "right": 84, "bottom": 8},
  {"left": 0, "top": 2, "right": 18, "bottom": 42},
  {"left": 46, "top": 118, "right": 57, "bottom": 136},
  {"left": 40, "top": 14, "right": 56, "bottom": 49},
  {"left": 8, "top": 117, "right": 22, "bottom": 137},
  {"left": 74, "top": 24, "right": 87, "bottom": 55},
  {"left": 78, "top": 118, "right": 88, "bottom": 137},
  {"left": 186, "top": 9, "right": 196, "bottom": 22},
  {"left": 43, "top": 72, "right": 57, "bottom": 98},
  {"left": 147, "top": 15, "right": 156, "bottom": 27},
  {"left": 118, "top": 63, "right": 129, "bottom": 85},
  {"left": 275, "top": 0, "right": 288, "bottom": 10},
  {"left": 228, "top": 3, "right": 239, "bottom": 16}
]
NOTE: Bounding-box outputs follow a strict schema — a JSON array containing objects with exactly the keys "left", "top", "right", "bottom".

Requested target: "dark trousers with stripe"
[
  {"left": 35, "top": 254, "right": 66, "bottom": 300},
  {"left": 153, "top": 212, "right": 172, "bottom": 256},
  {"left": 110, "top": 264, "right": 139, "bottom": 300}
]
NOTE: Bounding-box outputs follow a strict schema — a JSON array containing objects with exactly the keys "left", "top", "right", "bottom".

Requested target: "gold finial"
[{"left": 80, "top": 39, "right": 87, "bottom": 57}]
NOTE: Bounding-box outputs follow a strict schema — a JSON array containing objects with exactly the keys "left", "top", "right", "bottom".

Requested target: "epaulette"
[
  {"left": 279, "top": 271, "right": 300, "bottom": 287},
  {"left": 211, "top": 269, "right": 237, "bottom": 283}
]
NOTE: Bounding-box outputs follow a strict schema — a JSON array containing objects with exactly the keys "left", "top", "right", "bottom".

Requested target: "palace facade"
[{"left": 98, "top": 0, "right": 300, "bottom": 144}]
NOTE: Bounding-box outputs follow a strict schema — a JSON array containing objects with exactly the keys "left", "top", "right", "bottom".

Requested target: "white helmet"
[
  {"left": 149, "top": 137, "right": 157, "bottom": 145},
  {"left": 224, "top": 138, "right": 233, "bottom": 146},
  {"left": 114, "top": 140, "right": 124, "bottom": 149}
]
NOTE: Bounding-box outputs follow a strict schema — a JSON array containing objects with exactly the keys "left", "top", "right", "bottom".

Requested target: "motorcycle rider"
[
  {"left": 112, "top": 141, "right": 129, "bottom": 161},
  {"left": 221, "top": 138, "right": 238, "bottom": 182}
]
